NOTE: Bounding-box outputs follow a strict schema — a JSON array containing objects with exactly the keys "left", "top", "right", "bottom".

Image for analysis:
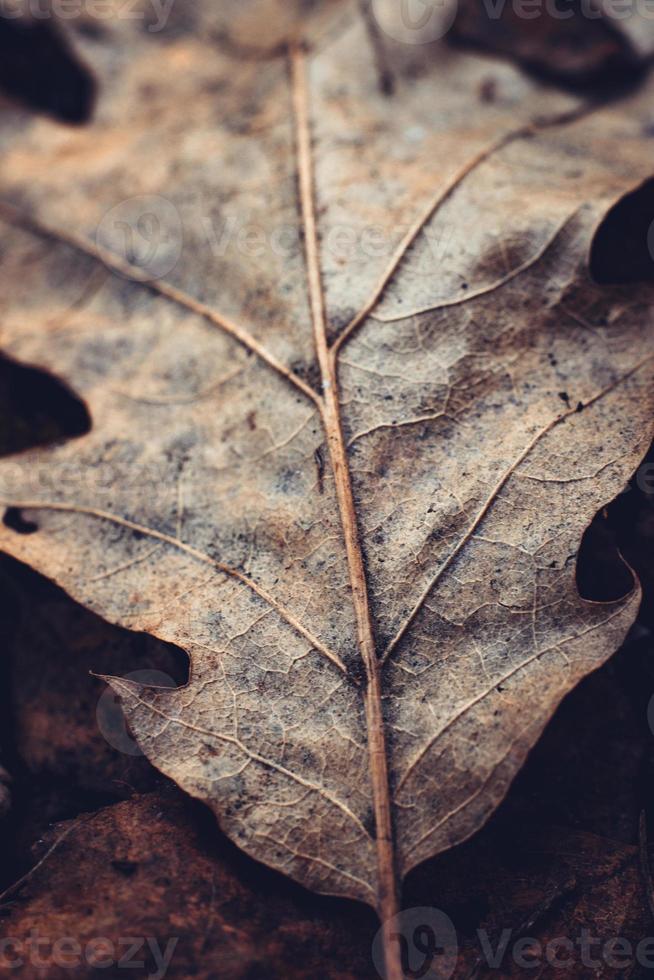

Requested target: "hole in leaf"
[
  {"left": 577, "top": 437, "right": 654, "bottom": 604},
  {"left": 576, "top": 508, "right": 634, "bottom": 602},
  {"left": 3, "top": 508, "right": 38, "bottom": 535},
  {"left": 0, "top": 352, "right": 91, "bottom": 458},
  {"left": 589, "top": 177, "right": 654, "bottom": 284},
  {"left": 0, "top": 553, "right": 191, "bottom": 892},
  {"left": 0, "top": 14, "right": 96, "bottom": 124}
]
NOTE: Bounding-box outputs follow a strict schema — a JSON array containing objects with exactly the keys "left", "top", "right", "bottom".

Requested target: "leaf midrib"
[{"left": 0, "top": 49, "right": 606, "bottom": 960}]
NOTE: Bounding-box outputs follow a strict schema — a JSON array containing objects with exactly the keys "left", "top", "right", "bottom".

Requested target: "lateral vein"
[
  {"left": 383, "top": 355, "right": 654, "bottom": 662},
  {"left": 0, "top": 200, "right": 322, "bottom": 409},
  {"left": 372, "top": 207, "right": 582, "bottom": 323},
  {"left": 108, "top": 677, "right": 370, "bottom": 837},
  {"left": 0, "top": 499, "right": 347, "bottom": 675}
]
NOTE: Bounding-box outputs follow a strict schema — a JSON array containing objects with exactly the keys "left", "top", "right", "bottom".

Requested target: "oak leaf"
[{"left": 0, "top": 4, "right": 653, "bottom": 975}]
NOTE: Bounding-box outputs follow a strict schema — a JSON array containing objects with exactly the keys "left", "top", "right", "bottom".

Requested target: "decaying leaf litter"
[{"left": 0, "top": 2, "right": 654, "bottom": 976}]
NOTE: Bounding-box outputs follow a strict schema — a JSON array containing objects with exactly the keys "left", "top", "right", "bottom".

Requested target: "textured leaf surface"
[{"left": 0, "top": 0, "right": 653, "bottom": 930}]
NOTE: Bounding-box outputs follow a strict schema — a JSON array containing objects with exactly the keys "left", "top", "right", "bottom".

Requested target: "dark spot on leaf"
[
  {"left": 379, "top": 71, "right": 394, "bottom": 97},
  {"left": 478, "top": 77, "right": 497, "bottom": 104},
  {"left": 76, "top": 19, "right": 108, "bottom": 41}
]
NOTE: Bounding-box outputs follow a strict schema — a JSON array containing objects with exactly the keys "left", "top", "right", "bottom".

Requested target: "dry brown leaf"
[
  {"left": 0, "top": 790, "right": 377, "bottom": 980},
  {"left": 450, "top": 0, "right": 654, "bottom": 90},
  {"left": 3, "top": 562, "right": 654, "bottom": 979},
  {"left": 0, "top": 790, "right": 645, "bottom": 979},
  {"left": 0, "top": 3, "right": 653, "bottom": 975}
]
